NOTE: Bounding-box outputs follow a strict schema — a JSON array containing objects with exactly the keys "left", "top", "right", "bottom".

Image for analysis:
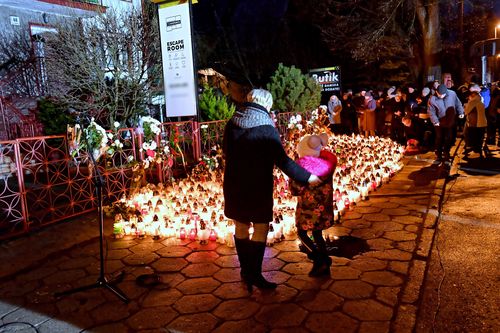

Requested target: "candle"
[{"left": 179, "top": 227, "right": 186, "bottom": 240}]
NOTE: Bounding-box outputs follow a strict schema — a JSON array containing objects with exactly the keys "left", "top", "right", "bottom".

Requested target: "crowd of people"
[{"left": 326, "top": 74, "right": 500, "bottom": 161}]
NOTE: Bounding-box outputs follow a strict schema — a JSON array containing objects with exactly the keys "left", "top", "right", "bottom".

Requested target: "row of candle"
[{"left": 113, "top": 134, "right": 404, "bottom": 245}]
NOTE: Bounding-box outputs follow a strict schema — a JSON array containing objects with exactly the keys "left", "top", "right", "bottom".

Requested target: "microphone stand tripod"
[{"left": 55, "top": 115, "right": 128, "bottom": 303}]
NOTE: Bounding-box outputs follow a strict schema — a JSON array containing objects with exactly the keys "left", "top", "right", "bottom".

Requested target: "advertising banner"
[
  {"left": 158, "top": 1, "right": 197, "bottom": 117},
  {"left": 309, "top": 66, "right": 342, "bottom": 93}
]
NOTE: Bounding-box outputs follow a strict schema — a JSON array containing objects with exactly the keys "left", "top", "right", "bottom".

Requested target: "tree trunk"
[{"left": 416, "top": 0, "right": 442, "bottom": 83}]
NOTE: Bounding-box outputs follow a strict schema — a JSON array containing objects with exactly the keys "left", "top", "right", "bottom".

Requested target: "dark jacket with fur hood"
[{"left": 223, "top": 102, "right": 311, "bottom": 223}]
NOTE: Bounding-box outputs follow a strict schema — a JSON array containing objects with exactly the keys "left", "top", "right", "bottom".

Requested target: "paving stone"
[
  {"left": 212, "top": 319, "right": 267, "bottom": 333},
  {"left": 404, "top": 224, "right": 419, "bottom": 233},
  {"left": 55, "top": 290, "right": 105, "bottom": 314},
  {"left": 166, "top": 313, "right": 219, "bottom": 333},
  {"left": 388, "top": 261, "right": 410, "bottom": 275},
  {"left": 305, "top": 311, "right": 358, "bottom": 333},
  {"left": 423, "top": 212, "right": 437, "bottom": 228},
  {"left": 374, "top": 201, "right": 401, "bottom": 209},
  {"left": 394, "top": 241, "right": 417, "bottom": 253},
  {"left": 213, "top": 268, "right": 242, "bottom": 283},
  {"left": 402, "top": 259, "right": 426, "bottom": 304},
  {"left": 262, "top": 270, "right": 291, "bottom": 285},
  {"left": 273, "top": 240, "right": 301, "bottom": 252},
  {"left": 56, "top": 256, "right": 97, "bottom": 270},
  {"left": 213, "top": 299, "right": 261, "bottom": 320},
  {"left": 330, "top": 225, "right": 352, "bottom": 237},
  {"left": 376, "top": 286, "right": 401, "bottom": 306},
  {"left": 277, "top": 251, "right": 308, "bottom": 263},
  {"left": 213, "top": 281, "right": 249, "bottom": 299},
  {"left": 271, "top": 327, "right": 310, "bottom": 333},
  {"left": 351, "top": 228, "right": 384, "bottom": 239},
  {"left": 126, "top": 306, "right": 178, "bottom": 330},
  {"left": 109, "top": 239, "right": 138, "bottom": 249},
  {"left": 349, "top": 257, "right": 388, "bottom": 271},
  {"left": 332, "top": 256, "right": 351, "bottom": 266},
  {"left": 329, "top": 280, "right": 374, "bottom": 299},
  {"left": 392, "top": 304, "right": 417, "bottom": 333},
  {"left": 121, "top": 252, "right": 159, "bottom": 266},
  {"left": 359, "top": 321, "right": 391, "bottom": 333},
  {"left": 107, "top": 249, "right": 131, "bottom": 260},
  {"left": 296, "top": 289, "right": 343, "bottom": 311},
  {"left": 282, "top": 262, "right": 312, "bottom": 275},
  {"left": 186, "top": 241, "right": 219, "bottom": 251},
  {"left": 158, "top": 272, "right": 185, "bottom": 288},
  {"left": 43, "top": 269, "right": 87, "bottom": 285},
  {"left": 129, "top": 241, "right": 165, "bottom": 254},
  {"left": 141, "top": 288, "right": 183, "bottom": 307},
  {"left": 264, "top": 246, "right": 280, "bottom": 258},
  {"left": 116, "top": 280, "right": 149, "bottom": 300},
  {"left": 384, "top": 231, "right": 417, "bottom": 242},
  {"left": 214, "top": 254, "right": 240, "bottom": 268},
  {"left": 150, "top": 257, "right": 188, "bottom": 272},
  {"left": 372, "top": 221, "right": 405, "bottom": 232},
  {"left": 90, "top": 301, "right": 131, "bottom": 324},
  {"left": 215, "top": 245, "right": 237, "bottom": 255},
  {"left": 104, "top": 259, "right": 126, "bottom": 275},
  {"left": 342, "top": 211, "right": 363, "bottom": 219},
  {"left": 366, "top": 249, "right": 412, "bottom": 261},
  {"left": 361, "top": 271, "right": 403, "bottom": 286},
  {"left": 341, "top": 219, "right": 372, "bottom": 229},
  {"left": 262, "top": 258, "right": 285, "bottom": 271},
  {"left": 176, "top": 277, "right": 221, "bottom": 295},
  {"left": 255, "top": 303, "right": 307, "bottom": 328},
  {"left": 367, "top": 238, "right": 395, "bottom": 251},
  {"left": 355, "top": 206, "right": 383, "bottom": 214},
  {"left": 363, "top": 213, "right": 391, "bottom": 222},
  {"left": 381, "top": 208, "right": 410, "bottom": 216},
  {"left": 252, "top": 284, "right": 299, "bottom": 304},
  {"left": 185, "top": 251, "right": 219, "bottom": 263},
  {"left": 156, "top": 245, "right": 192, "bottom": 258},
  {"left": 343, "top": 299, "right": 393, "bottom": 321},
  {"left": 15, "top": 266, "right": 58, "bottom": 283},
  {"left": 416, "top": 228, "right": 434, "bottom": 258},
  {"left": 173, "top": 294, "right": 221, "bottom": 314},
  {"left": 392, "top": 215, "right": 424, "bottom": 225},
  {"left": 181, "top": 263, "right": 220, "bottom": 278},
  {"left": 332, "top": 266, "right": 362, "bottom": 280},
  {"left": 286, "top": 275, "right": 332, "bottom": 290}
]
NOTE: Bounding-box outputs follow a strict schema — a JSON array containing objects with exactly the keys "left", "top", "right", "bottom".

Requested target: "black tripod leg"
[{"left": 104, "top": 280, "right": 129, "bottom": 303}]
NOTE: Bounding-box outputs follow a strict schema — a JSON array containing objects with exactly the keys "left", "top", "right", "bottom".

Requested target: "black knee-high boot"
[
  {"left": 235, "top": 237, "right": 277, "bottom": 292},
  {"left": 234, "top": 236, "right": 250, "bottom": 280}
]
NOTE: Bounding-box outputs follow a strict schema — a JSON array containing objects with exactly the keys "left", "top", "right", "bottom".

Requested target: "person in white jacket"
[
  {"left": 464, "top": 85, "right": 488, "bottom": 158},
  {"left": 327, "top": 94, "right": 342, "bottom": 134}
]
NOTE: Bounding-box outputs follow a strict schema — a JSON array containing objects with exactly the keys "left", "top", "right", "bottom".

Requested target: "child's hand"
[{"left": 308, "top": 174, "right": 322, "bottom": 186}]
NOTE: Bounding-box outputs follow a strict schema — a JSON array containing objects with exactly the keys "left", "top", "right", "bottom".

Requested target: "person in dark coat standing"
[
  {"left": 223, "top": 88, "right": 321, "bottom": 292},
  {"left": 427, "top": 84, "right": 464, "bottom": 163}
]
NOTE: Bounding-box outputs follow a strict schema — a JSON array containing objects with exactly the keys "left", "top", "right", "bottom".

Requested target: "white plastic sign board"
[{"left": 158, "top": 1, "right": 197, "bottom": 117}]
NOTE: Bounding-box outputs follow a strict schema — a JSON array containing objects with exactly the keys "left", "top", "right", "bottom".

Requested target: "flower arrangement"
[
  {"left": 69, "top": 118, "right": 109, "bottom": 161},
  {"left": 105, "top": 121, "right": 124, "bottom": 156},
  {"left": 136, "top": 116, "right": 167, "bottom": 167}
]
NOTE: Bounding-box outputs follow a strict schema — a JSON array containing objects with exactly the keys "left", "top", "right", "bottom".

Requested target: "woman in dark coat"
[{"left": 223, "top": 88, "right": 320, "bottom": 292}]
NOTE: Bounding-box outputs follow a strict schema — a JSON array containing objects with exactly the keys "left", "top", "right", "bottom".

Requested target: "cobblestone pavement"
[{"left": 0, "top": 151, "right": 449, "bottom": 333}]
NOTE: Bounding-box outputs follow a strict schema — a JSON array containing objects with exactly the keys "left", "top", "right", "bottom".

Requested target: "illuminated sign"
[{"left": 309, "top": 66, "right": 341, "bottom": 93}]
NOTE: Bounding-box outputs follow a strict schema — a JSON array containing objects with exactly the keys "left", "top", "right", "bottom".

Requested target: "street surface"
[{"left": 416, "top": 142, "right": 500, "bottom": 333}]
